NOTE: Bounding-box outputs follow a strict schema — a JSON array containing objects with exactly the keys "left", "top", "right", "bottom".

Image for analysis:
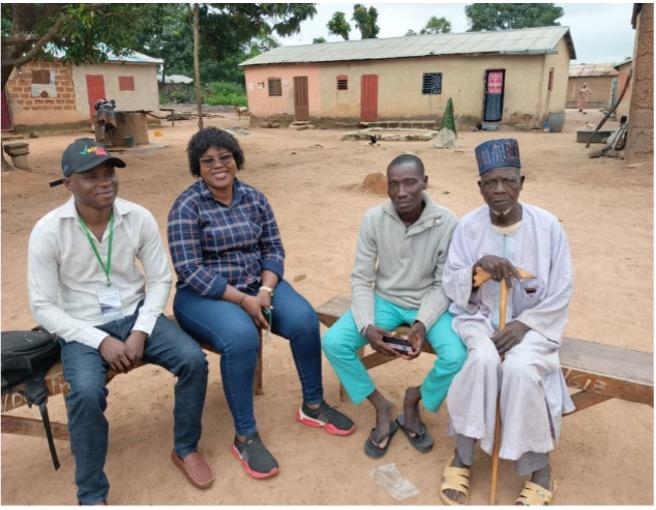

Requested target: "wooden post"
[{"left": 192, "top": 3, "right": 203, "bottom": 130}]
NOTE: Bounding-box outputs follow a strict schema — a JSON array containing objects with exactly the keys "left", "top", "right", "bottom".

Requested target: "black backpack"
[{"left": 1, "top": 328, "right": 62, "bottom": 469}]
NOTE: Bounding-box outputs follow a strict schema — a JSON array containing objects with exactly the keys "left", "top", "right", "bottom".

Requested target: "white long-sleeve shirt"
[{"left": 28, "top": 197, "right": 171, "bottom": 349}]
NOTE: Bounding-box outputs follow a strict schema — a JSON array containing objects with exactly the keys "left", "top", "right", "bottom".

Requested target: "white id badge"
[{"left": 97, "top": 285, "right": 124, "bottom": 321}]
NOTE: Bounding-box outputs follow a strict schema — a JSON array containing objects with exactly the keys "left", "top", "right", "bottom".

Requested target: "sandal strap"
[
  {"left": 515, "top": 480, "right": 554, "bottom": 505},
  {"left": 440, "top": 465, "right": 471, "bottom": 498}
]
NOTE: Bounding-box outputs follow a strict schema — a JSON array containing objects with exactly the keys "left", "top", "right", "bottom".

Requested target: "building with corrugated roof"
[
  {"left": 567, "top": 63, "right": 618, "bottom": 109},
  {"left": 2, "top": 50, "right": 163, "bottom": 131},
  {"left": 240, "top": 26, "right": 575, "bottom": 128}
]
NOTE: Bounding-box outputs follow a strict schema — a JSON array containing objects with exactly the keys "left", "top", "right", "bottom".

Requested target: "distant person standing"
[{"left": 577, "top": 83, "right": 592, "bottom": 113}]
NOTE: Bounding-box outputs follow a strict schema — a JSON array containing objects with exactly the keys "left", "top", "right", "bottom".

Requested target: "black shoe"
[
  {"left": 231, "top": 432, "right": 279, "bottom": 479},
  {"left": 297, "top": 400, "right": 355, "bottom": 436}
]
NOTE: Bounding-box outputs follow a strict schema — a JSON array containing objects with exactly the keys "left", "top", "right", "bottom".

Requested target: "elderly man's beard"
[{"left": 491, "top": 205, "right": 515, "bottom": 217}]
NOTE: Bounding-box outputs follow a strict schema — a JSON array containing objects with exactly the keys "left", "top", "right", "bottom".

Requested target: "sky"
[{"left": 278, "top": 2, "right": 636, "bottom": 65}]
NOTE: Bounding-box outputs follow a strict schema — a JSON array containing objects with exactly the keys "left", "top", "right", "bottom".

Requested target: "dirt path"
[{"left": 1, "top": 110, "right": 652, "bottom": 505}]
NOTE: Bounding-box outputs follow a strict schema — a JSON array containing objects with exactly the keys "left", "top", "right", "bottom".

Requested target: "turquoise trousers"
[{"left": 322, "top": 295, "right": 466, "bottom": 412}]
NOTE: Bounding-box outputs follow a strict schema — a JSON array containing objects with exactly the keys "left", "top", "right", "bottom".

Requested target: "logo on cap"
[{"left": 80, "top": 145, "right": 108, "bottom": 157}]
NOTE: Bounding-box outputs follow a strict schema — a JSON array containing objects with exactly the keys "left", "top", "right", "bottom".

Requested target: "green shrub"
[
  {"left": 205, "top": 81, "right": 247, "bottom": 106},
  {"left": 441, "top": 97, "right": 457, "bottom": 136}
]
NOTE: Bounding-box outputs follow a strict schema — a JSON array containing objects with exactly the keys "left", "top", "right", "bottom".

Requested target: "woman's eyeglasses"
[{"left": 199, "top": 153, "right": 234, "bottom": 167}]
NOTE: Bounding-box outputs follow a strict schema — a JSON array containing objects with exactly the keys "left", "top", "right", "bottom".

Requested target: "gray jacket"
[{"left": 351, "top": 192, "right": 458, "bottom": 332}]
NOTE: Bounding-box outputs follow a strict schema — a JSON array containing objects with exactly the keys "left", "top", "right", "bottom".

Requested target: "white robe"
[{"left": 443, "top": 203, "right": 575, "bottom": 461}]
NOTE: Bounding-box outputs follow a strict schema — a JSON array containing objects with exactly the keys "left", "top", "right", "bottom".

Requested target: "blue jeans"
[
  {"left": 61, "top": 313, "right": 208, "bottom": 505},
  {"left": 173, "top": 279, "right": 323, "bottom": 437}
]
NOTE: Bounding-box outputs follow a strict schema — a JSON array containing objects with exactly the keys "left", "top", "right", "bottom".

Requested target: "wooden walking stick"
[{"left": 473, "top": 267, "right": 534, "bottom": 505}]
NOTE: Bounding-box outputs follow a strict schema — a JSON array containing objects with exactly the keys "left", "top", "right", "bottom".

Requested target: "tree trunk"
[{"left": 193, "top": 3, "right": 203, "bottom": 130}]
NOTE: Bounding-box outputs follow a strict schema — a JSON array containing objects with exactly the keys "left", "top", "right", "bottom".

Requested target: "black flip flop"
[
  {"left": 364, "top": 420, "right": 399, "bottom": 458},
  {"left": 396, "top": 414, "right": 434, "bottom": 453}
]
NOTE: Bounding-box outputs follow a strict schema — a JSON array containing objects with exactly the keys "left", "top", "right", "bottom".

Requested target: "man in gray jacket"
[{"left": 322, "top": 154, "right": 466, "bottom": 458}]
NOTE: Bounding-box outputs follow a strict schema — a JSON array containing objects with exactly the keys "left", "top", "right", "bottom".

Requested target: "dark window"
[
  {"left": 337, "top": 75, "right": 348, "bottom": 90},
  {"left": 119, "top": 76, "right": 135, "bottom": 91},
  {"left": 268, "top": 78, "right": 282, "bottom": 96},
  {"left": 32, "top": 70, "right": 50, "bottom": 84},
  {"left": 548, "top": 68, "right": 554, "bottom": 91},
  {"left": 422, "top": 72, "right": 442, "bottom": 95}
]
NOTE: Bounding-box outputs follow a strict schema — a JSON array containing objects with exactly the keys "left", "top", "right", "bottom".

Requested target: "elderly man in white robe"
[{"left": 439, "top": 138, "right": 574, "bottom": 506}]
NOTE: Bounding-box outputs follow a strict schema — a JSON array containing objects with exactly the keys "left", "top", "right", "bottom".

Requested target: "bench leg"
[{"left": 1, "top": 415, "right": 69, "bottom": 441}]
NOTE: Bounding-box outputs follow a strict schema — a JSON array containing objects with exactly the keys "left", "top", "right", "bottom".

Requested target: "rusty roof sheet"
[
  {"left": 241, "top": 26, "right": 575, "bottom": 66},
  {"left": 569, "top": 63, "right": 619, "bottom": 77}
]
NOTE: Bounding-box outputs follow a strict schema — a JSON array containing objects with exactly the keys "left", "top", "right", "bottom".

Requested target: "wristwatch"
[{"left": 259, "top": 286, "right": 274, "bottom": 297}]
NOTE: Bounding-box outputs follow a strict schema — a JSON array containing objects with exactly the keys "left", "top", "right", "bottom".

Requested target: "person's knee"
[
  {"left": 287, "top": 304, "right": 320, "bottom": 337},
  {"left": 178, "top": 345, "right": 209, "bottom": 376},
  {"left": 221, "top": 325, "right": 260, "bottom": 355},
  {"left": 502, "top": 355, "right": 539, "bottom": 383},
  {"left": 321, "top": 326, "right": 351, "bottom": 357},
  {"left": 468, "top": 342, "right": 501, "bottom": 371},
  {"left": 439, "top": 341, "right": 467, "bottom": 374},
  {"left": 68, "top": 377, "right": 107, "bottom": 410}
]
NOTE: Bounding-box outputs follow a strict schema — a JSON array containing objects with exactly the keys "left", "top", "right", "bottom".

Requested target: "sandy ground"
[{"left": 1, "top": 109, "right": 653, "bottom": 505}]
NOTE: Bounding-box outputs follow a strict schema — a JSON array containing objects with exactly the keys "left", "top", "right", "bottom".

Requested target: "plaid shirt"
[{"left": 167, "top": 178, "right": 285, "bottom": 297}]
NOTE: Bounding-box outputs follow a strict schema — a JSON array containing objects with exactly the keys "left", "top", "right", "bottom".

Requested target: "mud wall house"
[
  {"left": 2, "top": 51, "right": 163, "bottom": 132},
  {"left": 612, "top": 58, "right": 633, "bottom": 119},
  {"left": 240, "top": 26, "right": 575, "bottom": 128},
  {"left": 625, "top": 3, "right": 653, "bottom": 163},
  {"left": 567, "top": 63, "right": 618, "bottom": 109}
]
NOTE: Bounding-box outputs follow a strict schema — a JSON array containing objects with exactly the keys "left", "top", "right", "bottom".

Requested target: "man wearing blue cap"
[
  {"left": 439, "top": 139, "right": 574, "bottom": 505},
  {"left": 27, "top": 139, "right": 213, "bottom": 504}
]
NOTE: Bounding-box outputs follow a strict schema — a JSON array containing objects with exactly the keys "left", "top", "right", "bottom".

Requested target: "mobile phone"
[
  {"left": 382, "top": 335, "right": 414, "bottom": 354},
  {"left": 262, "top": 307, "right": 272, "bottom": 326}
]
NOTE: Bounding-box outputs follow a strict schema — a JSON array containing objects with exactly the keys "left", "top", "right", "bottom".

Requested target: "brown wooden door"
[
  {"left": 293, "top": 76, "right": 309, "bottom": 121},
  {"left": 360, "top": 74, "right": 378, "bottom": 122},
  {"left": 86, "top": 74, "right": 106, "bottom": 119}
]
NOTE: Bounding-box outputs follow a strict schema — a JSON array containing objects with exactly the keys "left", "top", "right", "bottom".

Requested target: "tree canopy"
[
  {"left": 1, "top": 3, "right": 317, "bottom": 90},
  {"left": 312, "top": 36, "right": 326, "bottom": 44},
  {"left": 352, "top": 4, "right": 380, "bottom": 39},
  {"left": 327, "top": 11, "right": 351, "bottom": 40},
  {"left": 421, "top": 16, "right": 452, "bottom": 34},
  {"left": 465, "top": 3, "right": 564, "bottom": 31}
]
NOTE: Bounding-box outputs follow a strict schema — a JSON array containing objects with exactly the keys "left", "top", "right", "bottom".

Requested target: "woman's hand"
[
  {"left": 241, "top": 295, "right": 270, "bottom": 330},
  {"left": 256, "top": 289, "right": 272, "bottom": 310}
]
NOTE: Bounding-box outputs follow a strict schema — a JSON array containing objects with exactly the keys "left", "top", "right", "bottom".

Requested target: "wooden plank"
[
  {"left": 2, "top": 328, "right": 265, "bottom": 414},
  {"left": 1, "top": 415, "right": 69, "bottom": 440},
  {"left": 316, "top": 295, "right": 351, "bottom": 328},
  {"left": 318, "top": 294, "right": 654, "bottom": 409},
  {"left": 560, "top": 336, "right": 653, "bottom": 386},
  {"left": 563, "top": 366, "right": 653, "bottom": 407},
  {"left": 566, "top": 391, "right": 613, "bottom": 415}
]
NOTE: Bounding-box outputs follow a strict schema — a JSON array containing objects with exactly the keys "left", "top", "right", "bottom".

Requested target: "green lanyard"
[{"left": 79, "top": 213, "right": 114, "bottom": 286}]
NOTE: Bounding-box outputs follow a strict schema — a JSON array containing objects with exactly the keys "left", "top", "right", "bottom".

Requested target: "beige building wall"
[
  {"left": 566, "top": 76, "right": 615, "bottom": 108},
  {"left": 244, "top": 35, "right": 571, "bottom": 127},
  {"left": 72, "top": 63, "right": 161, "bottom": 116},
  {"left": 243, "top": 64, "right": 321, "bottom": 118},
  {"left": 537, "top": 37, "right": 571, "bottom": 119}
]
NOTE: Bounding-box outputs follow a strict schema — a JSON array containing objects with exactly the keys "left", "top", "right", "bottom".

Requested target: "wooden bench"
[
  {"left": 316, "top": 295, "right": 654, "bottom": 413},
  {"left": 1, "top": 325, "right": 263, "bottom": 441}
]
